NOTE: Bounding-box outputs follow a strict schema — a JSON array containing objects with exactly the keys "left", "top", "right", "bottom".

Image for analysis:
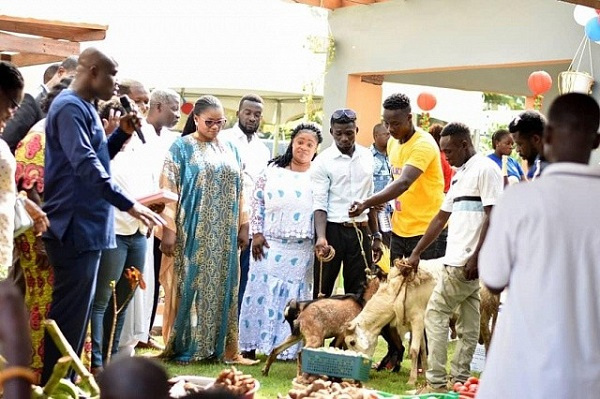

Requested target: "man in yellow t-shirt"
[{"left": 350, "top": 93, "right": 446, "bottom": 262}]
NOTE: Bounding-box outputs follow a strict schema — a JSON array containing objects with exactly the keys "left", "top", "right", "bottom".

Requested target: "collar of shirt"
[
  {"left": 542, "top": 162, "right": 600, "bottom": 178},
  {"left": 370, "top": 144, "right": 386, "bottom": 156},
  {"left": 229, "top": 123, "right": 261, "bottom": 143}
]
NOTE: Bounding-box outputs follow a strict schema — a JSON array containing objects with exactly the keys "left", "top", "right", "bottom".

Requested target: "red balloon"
[
  {"left": 527, "top": 71, "right": 552, "bottom": 95},
  {"left": 181, "top": 102, "right": 194, "bottom": 115},
  {"left": 417, "top": 92, "right": 437, "bottom": 111}
]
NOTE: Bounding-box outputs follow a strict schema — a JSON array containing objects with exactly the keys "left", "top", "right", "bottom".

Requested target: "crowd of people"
[{"left": 1, "top": 46, "right": 599, "bottom": 399}]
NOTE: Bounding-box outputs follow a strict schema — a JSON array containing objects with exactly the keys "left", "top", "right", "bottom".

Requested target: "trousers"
[{"left": 41, "top": 238, "right": 102, "bottom": 384}]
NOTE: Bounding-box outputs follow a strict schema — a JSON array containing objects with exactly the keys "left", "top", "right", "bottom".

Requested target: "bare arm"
[
  {"left": 464, "top": 205, "right": 493, "bottom": 280},
  {"left": 408, "top": 210, "right": 451, "bottom": 267},
  {"left": 349, "top": 165, "right": 422, "bottom": 217},
  {"left": 314, "top": 210, "right": 329, "bottom": 257}
]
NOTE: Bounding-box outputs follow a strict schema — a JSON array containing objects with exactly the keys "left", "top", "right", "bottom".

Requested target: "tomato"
[
  {"left": 467, "top": 376, "right": 479, "bottom": 385},
  {"left": 468, "top": 384, "right": 478, "bottom": 392},
  {"left": 464, "top": 380, "right": 472, "bottom": 388},
  {"left": 458, "top": 386, "right": 469, "bottom": 393},
  {"left": 453, "top": 382, "right": 464, "bottom": 392},
  {"left": 459, "top": 392, "right": 476, "bottom": 398}
]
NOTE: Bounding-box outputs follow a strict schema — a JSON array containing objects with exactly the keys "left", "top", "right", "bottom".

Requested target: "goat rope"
[
  {"left": 350, "top": 219, "right": 373, "bottom": 279},
  {"left": 396, "top": 258, "right": 417, "bottom": 322},
  {"left": 316, "top": 245, "right": 336, "bottom": 298}
]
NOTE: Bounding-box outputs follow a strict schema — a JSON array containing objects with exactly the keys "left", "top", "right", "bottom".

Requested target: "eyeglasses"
[
  {"left": 331, "top": 108, "right": 357, "bottom": 122},
  {"left": 200, "top": 118, "right": 227, "bottom": 128},
  {"left": 1, "top": 89, "right": 20, "bottom": 111},
  {"left": 8, "top": 96, "right": 20, "bottom": 111}
]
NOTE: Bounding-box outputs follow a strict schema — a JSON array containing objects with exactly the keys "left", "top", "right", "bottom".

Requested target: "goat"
[
  {"left": 261, "top": 275, "right": 382, "bottom": 377},
  {"left": 448, "top": 284, "right": 500, "bottom": 353},
  {"left": 344, "top": 259, "right": 439, "bottom": 386}
]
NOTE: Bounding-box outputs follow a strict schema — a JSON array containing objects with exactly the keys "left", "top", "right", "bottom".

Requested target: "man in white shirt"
[
  {"left": 133, "top": 88, "right": 181, "bottom": 352},
  {"left": 312, "top": 108, "right": 383, "bottom": 298},
  {"left": 220, "top": 94, "right": 271, "bottom": 317},
  {"left": 478, "top": 94, "right": 600, "bottom": 398},
  {"left": 406, "top": 122, "right": 502, "bottom": 393}
]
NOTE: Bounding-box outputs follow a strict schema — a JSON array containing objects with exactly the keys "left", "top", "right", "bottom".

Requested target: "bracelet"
[
  {"left": 0, "top": 366, "right": 38, "bottom": 387},
  {"left": 372, "top": 232, "right": 383, "bottom": 240}
]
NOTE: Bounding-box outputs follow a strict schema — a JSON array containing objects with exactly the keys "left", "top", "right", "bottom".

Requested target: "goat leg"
[
  {"left": 407, "top": 320, "right": 425, "bottom": 386},
  {"left": 377, "top": 325, "right": 404, "bottom": 372},
  {"left": 262, "top": 334, "right": 302, "bottom": 376},
  {"left": 418, "top": 334, "right": 428, "bottom": 377}
]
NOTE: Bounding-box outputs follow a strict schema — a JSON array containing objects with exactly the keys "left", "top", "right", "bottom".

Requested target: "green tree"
[{"left": 483, "top": 93, "right": 525, "bottom": 111}]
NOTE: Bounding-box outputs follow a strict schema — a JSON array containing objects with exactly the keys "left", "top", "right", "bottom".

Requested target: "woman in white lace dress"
[{"left": 239, "top": 122, "right": 322, "bottom": 359}]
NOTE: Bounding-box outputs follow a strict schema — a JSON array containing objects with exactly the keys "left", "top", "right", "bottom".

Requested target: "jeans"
[
  {"left": 41, "top": 239, "right": 102, "bottom": 384},
  {"left": 91, "top": 232, "right": 146, "bottom": 368}
]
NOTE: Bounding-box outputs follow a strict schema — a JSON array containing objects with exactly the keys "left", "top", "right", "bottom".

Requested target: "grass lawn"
[{"left": 142, "top": 338, "right": 463, "bottom": 398}]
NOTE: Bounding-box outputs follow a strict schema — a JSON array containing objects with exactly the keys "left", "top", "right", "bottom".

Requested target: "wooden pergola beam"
[
  {"left": 0, "top": 15, "right": 107, "bottom": 42},
  {"left": 0, "top": 31, "right": 80, "bottom": 57},
  {"left": 559, "top": 0, "right": 600, "bottom": 8},
  {"left": 0, "top": 53, "right": 64, "bottom": 67}
]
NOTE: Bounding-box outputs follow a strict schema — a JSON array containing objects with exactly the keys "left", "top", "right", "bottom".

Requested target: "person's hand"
[
  {"left": 23, "top": 196, "right": 49, "bottom": 235},
  {"left": 148, "top": 202, "right": 166, "bottom": 214},
  {"left": 102, "top": 108, "right": 122, "bottom": 136},
  {"left": 372, "top": 237, "right": 383, "bottom": 263},
  {"left": 127, "top": 203, "right": 165, "bottom": 237},
  {"left": 119, "top": 111, "right": 142, "bottom": 136},
  {"left": 160, "top": 227, "right": 176, "bottom": 257},
  {"left": 315, "top": 237, "right": 331, "bottom": 259},
  {"left": 372, "top": 203, "right": 386, "bottom": 212},
  {"left": 238, "top": 223, "right": 249, "bottom": 251},
  {"left": 348, "top": 200, "right": 366, "bottom": 218},
  {"left": 251, "top": 233, "right": 269, "bottom": 261},
  {"left": 406, "top": 252, "right": 420, "bottom": 273},
  {"left": 464, "top": 256, "right": 479, "bottom": 280}
]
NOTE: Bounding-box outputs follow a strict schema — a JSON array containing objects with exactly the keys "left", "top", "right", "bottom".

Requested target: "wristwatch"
[{"left": 372, "top": 232, "right": 383, "bottom": 241}]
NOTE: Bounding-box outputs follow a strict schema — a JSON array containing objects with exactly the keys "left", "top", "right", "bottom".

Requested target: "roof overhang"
[
  {"left": 0, "top": 15, "right": 107, "bottom": 66},
  {"left": 559, "top": 0, "right": 600, "bottom": 7}
]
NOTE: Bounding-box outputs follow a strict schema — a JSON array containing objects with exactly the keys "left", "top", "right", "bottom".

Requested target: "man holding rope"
[{"left": 311, "top": 108, "right": 382, "bottom": 298}]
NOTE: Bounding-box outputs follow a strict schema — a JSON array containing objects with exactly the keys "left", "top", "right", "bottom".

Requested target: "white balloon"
[{"left": 574, "top": 5, "right": 597, "bottom": 26}]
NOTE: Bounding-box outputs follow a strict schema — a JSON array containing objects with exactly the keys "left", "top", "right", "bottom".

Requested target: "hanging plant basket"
[
  {"left": 559, "top": 71, "right": 594, "bottom": 95},
  {"left": 559, "top": 35, "right": 595, "bottom": 95}
]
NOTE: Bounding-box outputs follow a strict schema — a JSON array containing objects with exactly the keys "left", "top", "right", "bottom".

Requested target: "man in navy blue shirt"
[
  {"left": 41, "top": 48, "right": 163, "bottom": 383},
  {"left": 508, "top": 110, "right": 547, "bottom": 180}
]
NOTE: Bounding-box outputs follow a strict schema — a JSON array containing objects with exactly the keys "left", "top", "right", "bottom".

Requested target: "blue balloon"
[{"left": 585, "top": 17, "right": 600, "bottom": 41}]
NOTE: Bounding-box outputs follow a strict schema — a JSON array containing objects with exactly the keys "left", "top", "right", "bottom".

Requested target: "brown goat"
[
  {"left": 448, "top": 284, "right": 500, "bottom": 353},
  {"left": 261, "top": 276, "right": 381, "bottom": 377}
]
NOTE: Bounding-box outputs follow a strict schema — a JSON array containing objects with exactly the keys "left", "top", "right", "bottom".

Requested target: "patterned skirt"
[{"left": 238, "top": 237, "right": 314, "bottom": 360}]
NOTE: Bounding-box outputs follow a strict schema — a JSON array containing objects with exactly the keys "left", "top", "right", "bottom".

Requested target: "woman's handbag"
[{"left": 14, "top": 195, "right": 34, "bottom": 237}]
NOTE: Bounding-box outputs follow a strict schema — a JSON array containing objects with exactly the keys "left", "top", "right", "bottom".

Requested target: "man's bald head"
[
  {"left": 543, "top": 93, "right": 600, "bottom": 164},
  {"left": 73, "top": 48, "right": 119, "bottom": 101}
]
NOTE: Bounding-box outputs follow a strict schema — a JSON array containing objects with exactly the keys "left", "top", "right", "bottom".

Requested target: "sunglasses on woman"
[{"left": 200, "top": 118, "right": 227, "bottom": 128}]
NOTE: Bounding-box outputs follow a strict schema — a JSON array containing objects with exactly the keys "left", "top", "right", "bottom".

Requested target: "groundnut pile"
[
  {"left": 213, "top": 366, "right": 257, "bottom": 396},
  {"left": 278, "top": 378, "right": 376, "bottom": 399}
]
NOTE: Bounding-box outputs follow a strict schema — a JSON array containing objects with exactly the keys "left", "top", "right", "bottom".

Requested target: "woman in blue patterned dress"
[
  {"left": 239, "top": 122, "right": 322, "bottom": 359},
  {"left": 159, "top": 95, "right": 255, "bottom": 365}
]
